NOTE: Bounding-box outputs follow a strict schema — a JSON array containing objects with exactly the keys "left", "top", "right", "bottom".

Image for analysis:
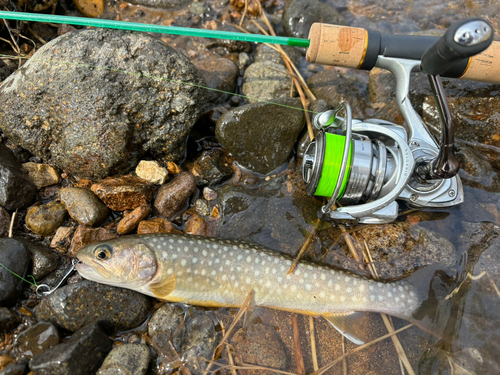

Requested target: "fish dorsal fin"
[
  {"left": 323, "top": 312, "right": 370, "bottom": 345},
  {"left": 149, "top": 274, "right": 176, "bottom": 299}
]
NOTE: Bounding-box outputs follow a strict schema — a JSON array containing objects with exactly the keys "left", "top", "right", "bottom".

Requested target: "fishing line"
[
  {"left": 0, "top": 262, "right": 38, "bottom": 287},
  {"left": 0, "top": 53, "right": 320, "bottom": 115}
]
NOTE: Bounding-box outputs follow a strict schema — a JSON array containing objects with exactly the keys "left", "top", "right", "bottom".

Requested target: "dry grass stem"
[
  {"left": 310, "top": 324, "right": 414, "bottom": 375},
  {"left": 288, "top": 219, "right": 320, "bottom": 274},
  {"left": 486, "top": 273, "right": 500, "bottom": 299},
  {"left": 309, "top": 316, "right": 319, "bottom": 371},
  {"left": 340, "top": 226, "right": 363, "bottom": 265},
  {"left": 8, "top": 210, "right": 17, "bottom": 238},
  {"left": 202, "top": 290, "right": 254, "bottom": 375},
  {"left": 239, "top": 0, "right": 249, "bottom": 27},
  {"left": 292, "top": 315, "right": 305, "bottom": 375},
  {"left": 226, "top": 345, "right": 238, "bottom": 375},
  {"left": 341, "top": 335, "right": 347, "bottom": 375},
  {"left": 204, "top": 359, "right": 300, "bottom": 375}
]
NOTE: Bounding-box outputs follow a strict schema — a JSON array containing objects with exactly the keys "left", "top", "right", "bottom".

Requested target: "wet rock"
[
  {"left": 0, "top": 359, "right": 28, "bottom": 375},
  {"left": 0, "top": 29, "right": 206, "bottom": 179},
  {"left": 35, "top": 280, "right": 151, "bottom": 332},
  {"left": 186, "top": 214, "right": 210, "bottom": 236},
  {"left": 0, "top": 238, "right": 30, "bottom": 306},
  {"left": 167, "top": 162, "right": 181, "bottom": 175},
  {"left": 21, "top": 162, "right": 60, "bottom": 189},
  {"left": 91, "top": 176, "right": 157, "bottom": 211},
  {"left": 68, "top": 226, "right": 118, "bottom": 255},
  {"left": 25, "top": 202, "right": 67, "bottom": 236},
  {"left": 241, "top": 61, "right": 291, "bottom": 103},
  {"left": 21, "top": 241, "right": 61, "bottom": 281},
  {"left": 135, "top": 160, "right": 168, "bottom": 185},
  {"left": 230, "top": 324, "right": 287, "bottom": 373},
  {"left": 181, "top": 314, "right": 220, "bottom": 375},
  {"left": 206, "top": 36, "right": 252, "bottom": 54},
  {"left": 137, "top": 217, "right": 180, "bottom": 234},
  {"left": 154, "top": 172, "right": 197, "bottom": 218},
  {"left": 117, "top": 205, "right": 152, "bottom": 235},
  {"left": 59, "top": 187, "right": 109, "bottom": 227},
  {"left": 193, "top": 57, "right": 239, "bottom": 105},
  {"left": 194, "top": 199, "right": 210, "bottom": 216},
  {"left": 128, "top": 0, "right": 191, "bottom": 9},
  {"left": 282, "top": 0, "right": 348, "bottom": 39},
  {"left": 254, "top": 44, "right": 302, "bottom": 66},
  {"left": 0, "top": 308, "right": 20, "bottom": 332},
  {"left": 29, "top": 322, "right": 112, "bottom": 375},
  {"left": 73, "top": 0, "right": 104, "bottom": 17},
  {"left": 190, "top": 149, "right": 234, "bottom": 186},
  {"left": 330, "top": 222, "right": 456, "bottom": 279},
  {"left": 0, "top": 60, "right": 14, "bottom": 82},
  {"left": 0, "top": 355, "right": 15, "bottom": 372},
  {"left": 216, "top": 171, "right": 323, "bottom": 255},
  {"left": 97, "top": 344, "right": 150, "bottom": 375},
  {"left": 307, "top": 69, "right": 371, "bottom": 118},
  {"left": 50, "top": 226, "right": 75, "bottom": 254},
  {"left": 238, "top": 52, "right": 251, "bottom": 70},
  {"left": 148, "top": 304, "right": 185, "bottom": 354},
  {"left": 15, "top": 321, "right": 61, "bottom": 358},
  {"left": 216, "top": 98, "right": 304, "bottom": 174},
  {"left": 0, "top": 144, "right": 37, "bottom": 211},
  {"left": 0, "top": 207, "right": 9, "bottom": 237}
]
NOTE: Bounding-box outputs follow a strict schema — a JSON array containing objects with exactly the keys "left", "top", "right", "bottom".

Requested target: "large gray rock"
[
  {"left": 29, "top": 322, "right": 112, "bottom": 375},
  {"left": 35, "top": 280, "right": 151, "bottom": 332},
  {"left": 97, "top": 344, "right": 151, "bottom": 375},
  {"left": 0, "top": 144, "right": 37, "bottom": 211},
  {"left": 215, "top": 98, "right": 305, "bottom": 174},
  {"left": 0, "top": 238, "right": 31, "bottom": 306},
  {"left": 0, "top": 28, "right": 206, "bottom": 179},
  {"left": 241, "top": 61, "right": 292, "bottom": 103}
]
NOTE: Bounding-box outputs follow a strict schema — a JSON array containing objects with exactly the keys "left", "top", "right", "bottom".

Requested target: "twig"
[
  {"left": 226, "top": 345, "right": 238, "bottom": 375},
  {"left": 288, "top": 219, "right": 320, "bottom": 273},
  {"left": 239, "top": 0, "right": 249, "bottom": 27},
  {"left": 8, "top": 210, "right": 17, "bottom": 238},
  {"left": 309, "top": 324, "right": 414, "bottom": 375},
  {"left": 3, "top": 19, "right": 21, "bottom": 68},
  {"left": 341, "top": 335, "right": 347, "bottom": 375},
  {"left": 309, "top": 316, "right": 319, "bottom": 371},
  {"left": 292, "top": 315, "right": 305, "bottom": 375}
]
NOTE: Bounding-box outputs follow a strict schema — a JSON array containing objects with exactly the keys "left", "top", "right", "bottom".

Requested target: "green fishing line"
[
  {"left": 314, "top": 133, "right": 352, "bottom": 198},
  {"left": 0, "top": 262, "right": 38, "bottom": 286},
  {"left": 0, "top": 11, "right": 310, "bottom": 48}
]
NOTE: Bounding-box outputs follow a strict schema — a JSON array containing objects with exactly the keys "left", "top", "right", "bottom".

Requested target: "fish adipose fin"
[
  {"left": 323, "top": 312, "right": 370, "bottom": 345},
  {"left": 149, "top": 274, "right": 176, "bottom": 299}
]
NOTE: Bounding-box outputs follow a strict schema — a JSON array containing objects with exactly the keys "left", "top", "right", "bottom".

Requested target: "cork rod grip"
[
  {"left": 460, "top": 41, "right": 500, "bottom": 83},
  {"left": 306, "top": 23, "right": 368, "bottom": 68}
]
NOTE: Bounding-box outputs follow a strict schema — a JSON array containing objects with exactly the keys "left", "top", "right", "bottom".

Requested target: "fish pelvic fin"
[
  {"left": 323, "top": 312, "right": 371, "bottom": 345},
  {"left": 149, "top": 274, "right": 176, "bottom": 299}
]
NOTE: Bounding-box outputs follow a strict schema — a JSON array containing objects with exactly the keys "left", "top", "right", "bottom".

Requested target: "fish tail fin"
[{"left": 403, "top": 263, "right": 455, "bottom": 339}]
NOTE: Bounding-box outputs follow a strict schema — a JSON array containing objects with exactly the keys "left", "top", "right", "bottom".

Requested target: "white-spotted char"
[{"left": 76, "top": 233, "right": 440, "bottom": 344}]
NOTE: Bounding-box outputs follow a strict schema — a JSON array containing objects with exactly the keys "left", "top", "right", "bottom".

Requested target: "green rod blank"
[{"left": 0, "top": 11, "right": 310, "bottom": 48}]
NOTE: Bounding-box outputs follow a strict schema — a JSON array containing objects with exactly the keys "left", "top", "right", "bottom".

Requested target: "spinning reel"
[{"left": 302, "top": 18, "right": 494, "bottom": 224}]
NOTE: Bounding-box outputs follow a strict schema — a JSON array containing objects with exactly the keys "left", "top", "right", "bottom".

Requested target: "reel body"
[{"left": 302, "top": 56, "right": 465, "bottom": 225}]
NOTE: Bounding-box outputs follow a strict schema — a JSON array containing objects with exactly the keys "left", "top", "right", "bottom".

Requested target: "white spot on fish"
[
  {"left": 398, "top": 286, "right": 403, "bottom": 291},
  {"left": 222, "top": 275, "right": 227, "bottom": 281},
  {"left": 172, "top": 254, "right": 177, "bottom": 260},
  {"left": 202, "top": 250, "right": 207, "bottom": 257},
  {"left": 246, "top": 277, "right": 251, "bottom": 284},
  {"left": 187, "top": 277, "right": 193, "bottom": 282},
  {"left": 327, "top": 280, "right": 333, "bottom": 287},
  {"left": 156, "top": 245, "right": 161, "bottom": 249},
  {"left": 254, "top": 270, "right": 260, "bottom": 277},
  {"left": 340, "top": 296, "right": 346, "bottom": 302},
  {"left": 178, "top": 239, "right": 182, "bottom": 244},
  {"left": 169, "top": 245, "right": 173, "bottom": 250},
  {"left": 163, "top": 242, "right": 167, "bottom": 246},
  {"left": 378, "top": 295, "right": 383, "bottom": 301},
  {"left": 280, "top": 266, "right": 285, "bottom": 272},
  {"left": 153, "top": 238, "right": 157, "bottom": 243},
  {"left": 225, "top": 260, "right": 230, "bottom": 265},
  {"left": 194, "top": 248, "right": 199, "bottom": 253},
  {"left": 246, "top": 256, "right": 252, "bottom": 263},
  {"left": 359, "top": 285, "right": 365, "bottom": 292},
  {"left": 169, "top": 239, "right": 174, "bottom": 243},
  {"left": 237, "top": 255, "right": 243, "bottom": 261},
  {"left": 208, "top": 261, "right": 213, "bottom": 266},
  {"left": 193, "top": 258, "right": 198, "bottom": 264},
  {"left": 181, "top": 259, "right": 186, "bottom": 266},
  {"left": 388, "top": 292, "right": 392, "bottom": 297},
  {"left": 235, "top": 282, "right": 239, "bottom": 287},
  {"left": 215, "top": 259, "right": 220, "bottom": 263},
  {"left": 346, "top": 287, "right": 352, "bottom": 293},
  {"left": 353, "top": 280, "right": 357, "bottom": 286},
  {"left": 201, "top": 269, "right": 206, "bottom": 276},
  {"left": 370, "top": 295, "right": 375, "bottom": 301},
  {"left": 369, "top": 285, "right": 374, "bottom": 291},
  {"left": 313, "top": 274, "right": 317, "bottom": 280},
  {"left": 186, "top": 268, "right": 192, "bottom": 273},
  {"left": 335, "top": 284, "right": 340, "bottom": 291},
  {"left": 167, "top": 268, "right": 173, "bottom": 274},
  {"left": 255, "top": 258, "right": 260, "bottom": 264},
  {"left": 344, "top": 276, "right": 349, "bottom": 282},
  {"left": 265, "top": 280, "right": 271, "bottom": 287},
  {"left": 320, "top": 274, "right": 326, "bottom": 281},
  {"left": 352, "top": 296, "right": 357, "bottom": 302},
  {"left": 291, "top": 285, "right": 297, "bottom": 292},
  {"left": 211, "top": 270, "right": 217, "bottom": 276},
  {"left": 272, "top": 269, "right": 277, "bottom": 274},
  {"left": 319, "top": 291, "right": 326, "bottom": 298},
  {"left": 395, "top": 297, "right": 400, "bottom": 302}
]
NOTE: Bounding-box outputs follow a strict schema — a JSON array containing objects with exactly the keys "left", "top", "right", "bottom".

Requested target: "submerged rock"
[
  {"left": 241, "top": 61, "right": 291, "bottom": 103},
  {"left": 0, "top": 207, "right": 9, "bottom": 237},
  {"left": 215, "top": 98, "right": 304, "bottom": 174},
  {"left": 29, "top": 322, "right": 112, "bottom": 375},
  {"left": 35, "top": 280, "right": 151, "bottom": 332},
  {"left": 15, "top": 321, "right": 61, "bottom": 358},
  {"left": 148, "top": 304, "right": 185, "bottom": 354},
  {"left": 193, "top": 57, "right": 239, "bottom": 105},
  {"left": 0, "top": 307, "right": 20, "bottom": 333},
  {"left": 0, "top": 28, "right": 206, "bottom": 179},
  {"left": 0, "top": 238, "right": 31, "bottom": 306},
  {"left": 0, "top": 144, "right": 37, "bottom": 211},
  {"left": 154, "top": 172, "right": 197, "bottom": 218},
  {"left": 116, "top": 205, "right": 151, "bottom": 234},
  {"left": 190, "top": 149, "right": 234, "bottom": 187},
  {"left": 21, "top": 240, "right": 61, "bottom": 281}
]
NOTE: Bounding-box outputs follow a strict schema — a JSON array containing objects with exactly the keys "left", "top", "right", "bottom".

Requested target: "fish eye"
[{"left": 94, "top": 245, "right": 112, "bottom": 261}]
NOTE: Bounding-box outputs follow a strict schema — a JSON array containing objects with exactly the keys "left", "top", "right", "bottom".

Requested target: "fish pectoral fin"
[
  {"left": 323, "top": 312, "right": 370, "bottom": 345},
  {"left": 149, "top": 274, "right": 176, "bottom": 299}
]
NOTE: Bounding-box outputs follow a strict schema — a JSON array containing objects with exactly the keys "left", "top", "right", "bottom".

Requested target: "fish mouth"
[{"left": 75, "top": 256, "right": 112, "bottom": 282}]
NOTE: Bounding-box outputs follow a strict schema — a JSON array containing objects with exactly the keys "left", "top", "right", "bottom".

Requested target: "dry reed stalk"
[
  {"left": 341, "top": 335, "right": 347, "bottom": 375},
  {"left": 288, "top": 219, "right": 320, "bottom": 274},
  {"left": 239, "top": 0, "right": 249, "bottom": 27},
  {"left": 309, "top": 316, "right": 319, "bottom": 371},
  {"left": 292, "top": 315, "right": 306, "bottom": 375}
]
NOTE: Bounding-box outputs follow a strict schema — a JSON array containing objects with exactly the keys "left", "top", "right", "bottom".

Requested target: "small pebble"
[
  {"left": 22, "top": 162, "right": 61, "bottom": 189},
  {"left": 154, "top": 172, "right": 197, "bottom": 218},
  {"left": 117, "top": 205, "right": 151, "bottom": 234},
  {"left": 97, "top": 344, "right": 151, "bottom": 375},
  {"left": 73, "top": 0, "right": 104, "bottom": 17},
  {"left": 186, "top": 214, "right": 210, "bottom": 236},
  {"left": 127, "top": 333, "right": 142, "bottom": 344},
  {"left": 137, "top": 217, "right": 181, "bottom": 234},
  {"left": 59, "top": 187, "right": 109, "bottom": 227},
  {"left": 68, "top": 225, "right": 118, "bottom": 255},
  {"left": 135, "top": 160, "right": 168, "bottom": 185},
  {"left": 203, "top": 187, "right": 217, "bottom": 201},
  {"left": 167, "top": 162, "right": 181, "bottom": 175},
  {"left": 50, "top": 226, "right": 75, "bottom": 254},
  {"left": 195, "top": 199, "right": 210, "bottom": 216}
]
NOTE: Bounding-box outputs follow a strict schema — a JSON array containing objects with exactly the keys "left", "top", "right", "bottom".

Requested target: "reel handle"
[{"left": 421, "top": 18, "right": 494, "bottom": 76}]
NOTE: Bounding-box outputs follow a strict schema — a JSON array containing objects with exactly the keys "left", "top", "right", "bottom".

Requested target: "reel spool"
[{"left": 302, "top": 103, "right": 415, "bottom": 224}]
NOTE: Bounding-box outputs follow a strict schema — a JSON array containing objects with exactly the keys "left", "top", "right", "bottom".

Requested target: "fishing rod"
[{"left": 0, "top": 12, "right": 498, "bottom": 224}]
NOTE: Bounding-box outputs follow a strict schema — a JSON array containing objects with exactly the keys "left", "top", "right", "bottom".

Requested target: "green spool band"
[{"left": 314, "top": 133, "right": 352, "bottom": 199}]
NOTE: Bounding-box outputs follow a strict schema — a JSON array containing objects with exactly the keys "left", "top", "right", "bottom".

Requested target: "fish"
[{"left": 75, "top": 233, "right": 445, "bottom": 345}]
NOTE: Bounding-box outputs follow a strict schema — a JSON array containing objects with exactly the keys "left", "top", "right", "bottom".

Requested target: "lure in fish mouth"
[{"left": 76, "top": 233, "right": 448, "bottom": 345}]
